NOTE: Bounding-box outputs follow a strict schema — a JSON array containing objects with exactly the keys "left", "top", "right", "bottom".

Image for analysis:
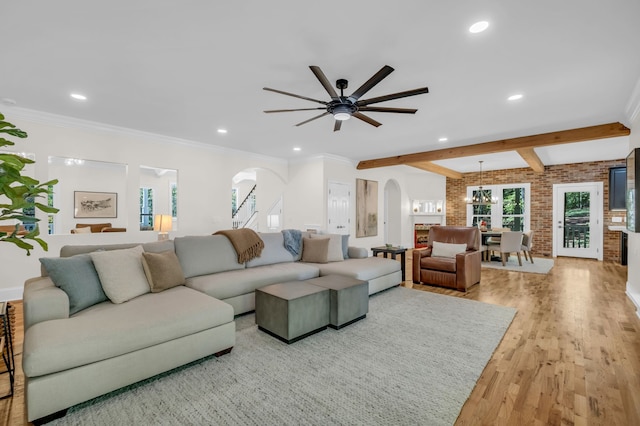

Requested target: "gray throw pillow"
[
  {"left": 341, "top": 234, "right": 350, "bottom": 259},
  {"left": 40, "top": 254, "right": 108, "bottom": 315}
]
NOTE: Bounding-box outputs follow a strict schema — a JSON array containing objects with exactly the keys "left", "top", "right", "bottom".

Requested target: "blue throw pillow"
[
  {"left": 342, "top": 234, "right": 350, "bottom": 259},
  {"left": 40, "top": 254, "right": 108, "bottom": 315}
]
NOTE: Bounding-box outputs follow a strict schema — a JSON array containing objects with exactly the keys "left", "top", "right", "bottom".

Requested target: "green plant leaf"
[{"left": 34, "top": 202, "right": 59, "bottom": 213}]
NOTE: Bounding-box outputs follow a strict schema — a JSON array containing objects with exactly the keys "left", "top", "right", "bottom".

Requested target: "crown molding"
[
  {"left": 289, "top": 153, "right": 355, "bottom": 167},
  {"left": 625, "top": 75, "right": 640, "bottom": 126},
  {"left": 3, "top": 106, "right": 286, "bottom": 165}
]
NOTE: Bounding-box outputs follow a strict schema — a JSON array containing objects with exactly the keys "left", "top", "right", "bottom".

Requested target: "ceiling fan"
[{"left": 263, "top": 65, "right": 429, "bottom": 131}]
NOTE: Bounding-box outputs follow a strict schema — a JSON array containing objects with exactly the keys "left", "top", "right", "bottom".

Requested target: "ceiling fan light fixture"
[
  {"left": 469, "top": 21, "right": 489, "bottom": 33},
  {"left": 332, "top": 103, "right": 353, "bottom": 121}
]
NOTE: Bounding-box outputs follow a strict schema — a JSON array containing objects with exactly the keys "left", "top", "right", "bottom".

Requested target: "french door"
[{"left": 553, "top": 182, "right": 603, "bottom": 260}]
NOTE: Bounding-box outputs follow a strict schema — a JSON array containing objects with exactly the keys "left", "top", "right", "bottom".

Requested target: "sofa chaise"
[{"left": 22, "top": 231, "right": 402, "bottom": 423}]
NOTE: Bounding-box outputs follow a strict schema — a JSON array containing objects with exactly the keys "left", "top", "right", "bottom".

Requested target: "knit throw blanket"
[{"left": 214, "top": 229, "right": 264, "bottom": 264}]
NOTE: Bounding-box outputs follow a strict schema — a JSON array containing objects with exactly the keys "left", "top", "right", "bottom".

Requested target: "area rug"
[
  {"left": 482, "top": 256, "right": 554, "bottom": 274},
  {"left": 51, "top": 287, "right": 516, "bottom": 426}
]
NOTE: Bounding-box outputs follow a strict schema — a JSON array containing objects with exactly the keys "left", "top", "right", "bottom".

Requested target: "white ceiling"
[{"left": 1, "top": 1, "right": 639, "bottom": 173}]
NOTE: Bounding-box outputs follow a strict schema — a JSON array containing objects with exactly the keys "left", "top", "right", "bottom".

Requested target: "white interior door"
[
  {"left": 553, "top": 182, "right": 603, "bottom": 260},
  {"left": 328, "top": 182, "right": 350, "bottom": 234}
]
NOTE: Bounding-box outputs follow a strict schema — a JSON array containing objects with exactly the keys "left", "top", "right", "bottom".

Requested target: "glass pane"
[
  {"left": 563, "top": 191, "right": 590, "bottom": 249},
  {"left": 472, "top": 216, "right": 491, "bottom": 228},
  {"left": 472, "top": 203, "right": 491, "bottom": 216},
  {"left": 503, "top": 188, "right": 525, "bottom": 215},
  {"left": 502, "top": 217, "right": 524, "bottom": 231}
]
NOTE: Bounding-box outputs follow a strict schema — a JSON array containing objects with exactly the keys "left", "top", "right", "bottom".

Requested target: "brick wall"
[{"left": 445, "top": 159, "right": 626, "bottom": 262}]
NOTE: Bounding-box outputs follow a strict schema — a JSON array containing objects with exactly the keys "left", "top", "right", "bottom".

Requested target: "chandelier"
[{"left": 465, "top": 160, "right": 498, "bottom": 205}]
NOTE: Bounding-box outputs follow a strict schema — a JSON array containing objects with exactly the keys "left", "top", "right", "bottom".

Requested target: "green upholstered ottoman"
[
  {"left": 304, "top": 275, "right": 369, "bottom": 329},
  {"left": 255, "top": 281, "right": 330, "bottom": 344}
]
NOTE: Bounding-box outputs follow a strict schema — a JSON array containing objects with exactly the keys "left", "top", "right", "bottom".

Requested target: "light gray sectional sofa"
[{"left": 22, "top": 232, "right": 402, "bottom": 423}]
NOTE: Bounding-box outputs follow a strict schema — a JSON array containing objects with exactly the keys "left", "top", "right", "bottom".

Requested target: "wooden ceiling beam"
[
  {"left": 408, "top": 161, "right": 464, "bottom": 179},
  {"left": 516, "top": 148, "right": 545, "bottom": 173},
  {"left": 356, "top": 122, "right": 630, "bottom": 170}
]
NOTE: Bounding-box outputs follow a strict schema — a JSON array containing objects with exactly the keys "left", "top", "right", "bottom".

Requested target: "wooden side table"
[
  {"left": 0, "top": 301, "right": 15, "bottom": 399},
  {"left": 371, "top": 246, "right": 407, "bottom": 281}
]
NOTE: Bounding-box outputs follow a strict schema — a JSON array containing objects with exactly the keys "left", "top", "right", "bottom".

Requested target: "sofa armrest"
[
  {"left": 412, "top": 247, "right": 432, "bottom": 283},
  {"left": 455, "top": 250, "right": 482, "bottom": 291},
  {"left": 348, "top": 246, "right": 368, "bottom": 259},
  {"left": 23, "top": 276, "right": 70, "bottom": 331}
]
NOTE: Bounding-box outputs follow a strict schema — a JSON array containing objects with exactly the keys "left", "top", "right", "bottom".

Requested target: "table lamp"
[{"left": 154, "top": 214, "right": 172, "bottom": 241}]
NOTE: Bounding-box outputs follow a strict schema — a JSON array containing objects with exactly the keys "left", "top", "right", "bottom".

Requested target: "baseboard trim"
[
  {"left": 0, "top": 286, "right": 23, "bottom": 302},
  {"left": 625, "top": 282, "right": 640, "bottom": 319}
]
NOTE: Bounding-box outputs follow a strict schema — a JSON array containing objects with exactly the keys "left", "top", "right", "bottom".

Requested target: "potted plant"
[{"left": 0, "top": 112, "right": 59, "bottom": 255}]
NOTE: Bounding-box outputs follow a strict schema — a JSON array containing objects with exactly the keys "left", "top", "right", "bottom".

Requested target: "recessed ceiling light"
[
  {"left": 293, "top": 147, "right": 301, "bottom": 152},
  {"left": 217, "top": 128, "right": 228, "bottom": 134},
  {"left": 70, "top": 93, "right": 87, "bottom": 101},
  {"left": 469, "top": 21, "right": 489, "bottom": 33},
  {"left": 438, "top": 137, "right": 448, "bottom": 143},
  {"left": 508, "top": 94, "right": 523, "bottom": 101}
]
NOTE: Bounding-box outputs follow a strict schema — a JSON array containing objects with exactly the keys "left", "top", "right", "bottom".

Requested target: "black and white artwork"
[{"left": 74, "top": 191, "right": 117, "bottom": 218}]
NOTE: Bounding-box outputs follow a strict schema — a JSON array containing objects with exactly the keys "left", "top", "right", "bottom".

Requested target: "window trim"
[{"left": 466, "top": 182, "right": 531, "bottom": 231}]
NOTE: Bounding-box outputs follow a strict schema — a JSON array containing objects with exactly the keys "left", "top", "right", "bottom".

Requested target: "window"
[
  {"left": 140, "top": 187, "right": 154, "bottom": 229},
  {"left": 48, "top": 184, "right": 55, "bottom": 235},
  {"left": 467, "top": 183, "right": 530, "bottom": 231},
  {"left": 231, "top": 188, "right": 238, "bottom": 216},
  {"left": 170, "top": 182, "right": 178, "bottom": 218}
]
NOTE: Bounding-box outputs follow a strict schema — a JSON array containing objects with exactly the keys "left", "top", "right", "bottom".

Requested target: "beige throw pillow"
[
  {"left": 73, "top": 226, "right": 91, "bottom": 234},
  {"left": 310, "top": 233, "right": 344, "bottom": 262},
  {"left": 141, "top": 250, "right": 186, "bottom": 293},
  {"left": 90, "top": 245, "right": 150, "bottom": 303},
  {"left": 431, "top": 241, "right": 467, "bottom": 259},
  {"left": 301, "top": 237, "right": 330, "bottom": 263}
]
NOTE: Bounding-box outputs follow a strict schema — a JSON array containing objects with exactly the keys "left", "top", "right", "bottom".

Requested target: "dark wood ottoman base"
[
  {"left": 255, "top": 281, "right": 330, "bottom": 344},
  {"left": 304, "top": 275, "right": 369, "bottom": 330}
]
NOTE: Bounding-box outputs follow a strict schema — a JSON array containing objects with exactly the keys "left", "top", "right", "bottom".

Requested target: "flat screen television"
[{"left": 627, "top": 148, "right": 640, "bottom": 232}]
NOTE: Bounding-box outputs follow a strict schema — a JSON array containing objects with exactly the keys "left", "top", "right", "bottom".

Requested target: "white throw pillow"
[
  {"left": 73, "top": 226, "right": 91, "bottom": 234},
  {"left": 431, "top": 241, "right": 467, "bottom": 259},
  {"left": 310, "top": 233, "right": 344, "bottom": 262},
  {"left": 90, "top": 245, "right": 150, "bottom": 303}
]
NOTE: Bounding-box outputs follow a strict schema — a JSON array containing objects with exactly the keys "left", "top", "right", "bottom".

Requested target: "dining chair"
[
  {"left": 492, "top": 231, "right": 524, "bottom": 266},
  {"left": 485, "top": 227, "right": 511, "bottom": 245},
  {"left": 521, "top": 230, "right": 534, "bottom": 264}
]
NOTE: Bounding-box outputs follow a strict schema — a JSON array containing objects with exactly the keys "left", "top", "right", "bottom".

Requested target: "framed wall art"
[
  {"left": 74, "top": 191, "right": 117, "bottom": 218},
  {"left": 356, "top": 178, "right": 378, "bottom": 237}
]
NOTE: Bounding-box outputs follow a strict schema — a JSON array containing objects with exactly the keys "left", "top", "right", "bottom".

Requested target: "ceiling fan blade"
[
  {"left": 264, "top": 107, "right": 326, "bottom": 113},
  {"left": 295, "top": 111, "right": 331, "bottom": 127},
  {"left": 352, "top": 112, "right": 382, "bottom": 127},
  {"left": 333, "top": 120, "right": 342, "bottom": 132},
  {"left": 309, "top": 66, "right": 339, "bottom": 99},
  {"left": 347, "top": 65, "right": 394, "bottom": 102},
  {"left": 356, "top": 87, "right": 429, "bottom": 107},
  {"left": 358, "top": 106, "right": 418, "bottom": 114},
  {"left": 263, "top": 87, "right": 327, "bottom": 105}
]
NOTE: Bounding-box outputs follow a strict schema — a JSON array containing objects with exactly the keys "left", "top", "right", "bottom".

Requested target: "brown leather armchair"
[{"left": 412, "top": 226, "right": 481, "bottom": 292}]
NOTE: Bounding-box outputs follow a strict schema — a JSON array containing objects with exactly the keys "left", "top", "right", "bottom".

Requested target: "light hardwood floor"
[{"left": 0, "top": 256, "right": 637, "bottom": 425}]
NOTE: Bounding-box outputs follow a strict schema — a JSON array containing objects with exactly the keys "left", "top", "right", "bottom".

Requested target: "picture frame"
[
  {"left": 74, "top": 191, "right": 117, "bottom": 218},
  {"left": 356, "top": 178, "right": 378, "bottom": 237}
]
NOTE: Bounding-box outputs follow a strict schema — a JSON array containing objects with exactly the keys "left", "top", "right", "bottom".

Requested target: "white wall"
[
  {"left": 627, "top": 111, "right": 640, "bottom": 317},
  {"left": 0, "top": 110, "right": 446, "bottom": 300},
  {"left": 0, "top": 112, "right": 287, "bottom": 299}
]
